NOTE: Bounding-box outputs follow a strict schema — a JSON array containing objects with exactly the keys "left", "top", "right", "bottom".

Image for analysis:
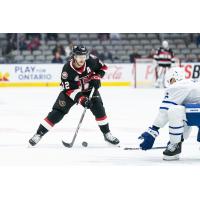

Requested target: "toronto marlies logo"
[{"left": 164, "top": 92, "right": 169, "bottom": 99}]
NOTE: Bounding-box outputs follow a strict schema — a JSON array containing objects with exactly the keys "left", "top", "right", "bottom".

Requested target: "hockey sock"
[
  {"left": 36, "top": 124, "right": 48, "bottom": 136},
  {"left": 99, "top": 124, "right": 110, "bottom": 135},
  {"left": 38, "top": 117, "right": 54, "bottom": 136},
  {"left": 95, "top": 116, "right": 110, "bottom": 134}
]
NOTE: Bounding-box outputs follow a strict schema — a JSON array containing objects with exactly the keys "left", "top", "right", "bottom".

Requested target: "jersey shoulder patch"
[{"left": 89, "top": 54, "right": 97, "bottom": 59}]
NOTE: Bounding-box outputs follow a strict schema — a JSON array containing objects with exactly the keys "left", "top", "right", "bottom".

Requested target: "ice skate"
[
  {"left": 29, "top": 133, "right": 43, "bottom": 146},
  {"left": 163, "top": 142, "right": 182, "bottom": 161},
  {"left": 104, "top": 132, "right": 120, "bottom": 145}
]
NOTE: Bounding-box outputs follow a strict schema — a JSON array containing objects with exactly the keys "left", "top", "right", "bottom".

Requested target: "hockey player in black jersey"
[
  {"left": 29, "top": 45, "right": 120, "bottom": 146},
  {"left": 154, "top": 40, "right": 175, "bottom": 88}
]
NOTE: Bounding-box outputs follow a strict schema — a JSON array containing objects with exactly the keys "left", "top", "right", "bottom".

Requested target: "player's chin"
[{"left": 77, "top": 61, "right": 84, "bottom": 66}]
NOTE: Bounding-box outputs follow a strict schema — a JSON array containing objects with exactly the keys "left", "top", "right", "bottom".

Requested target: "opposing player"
[
  {"left": 29, "top": 45, "right": 120, "bottom": 146},
  {"left": 139, "top": 67, "right": 200, "bottom": 160},
  {"left": 154, "top": 40, "right": 175, "bottom": 88}
]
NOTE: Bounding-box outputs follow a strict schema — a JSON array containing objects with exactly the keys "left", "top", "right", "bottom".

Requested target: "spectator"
[
  {"left": 196, "top": 35, "right": 200, "bottom": 46},
  {"left": 51, "top": 51, "right": 63, "bottom": 63},
  {"left": 98, "top": 33, "right": 110, "bottom": 41},
  {"left": 4, "top": 34, "right": 17, "bottom": 55},
  {"left": 129, "top": 47, "right": 141, "bottom": 63},
  {"left": 52, "top": 44, "right": 65, "bottom": 56},
  {"left": 197, "top": 55, "right": 200, "bottom": 62},
  {"left": 4, "top": 39, "right": 17, "bottom": 55},
  {"left": 185, "top": 54, "right": 194, "bottom": 62},
  {"left": 19, "top": 35, "right": 27, "bottom": 51},
  {"left": 26, "top": 33, "right": 41, "bottom": 40},
  {"left": 65, "top": 42, "right": 73, "bottom": 57},
  {"left": 27, "top": 36, "right": 41, "bottom": 51},
  {"left": 6, "top": 33, "right": 17, "bottom": 43},
  {"left": 99, "top": 47, "right": 113, "bottom": 62},
  {"left": 2, "top": 40, "right": 16, "bottom": 63},
  {"left": 90, "top": 48, "right": 100, "bottom": 57},
  {"left": 46, "top": 33, "right": 58, "bottom": 41},
  {"left": 110, "top": 33, "right": 121, "bottom": 40}
]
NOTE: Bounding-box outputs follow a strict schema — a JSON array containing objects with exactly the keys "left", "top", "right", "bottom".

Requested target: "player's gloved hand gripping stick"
[
  {"left": 62, "top": 87, "right": 95, "bottom": 148},
  {"left": 139, "top": 126, "right": 159, "bottom": 150},
  {"left": 124, "top": 127, "right": 166, "bottom": 150}
]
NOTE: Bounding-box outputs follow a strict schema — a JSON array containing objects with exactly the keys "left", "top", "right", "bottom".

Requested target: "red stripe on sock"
[
  {"left": 44, "top": 118, "right": 54, "bottom": 127},
  {"left": 96, "top": 116, "right": 107, "bottom": 121}
]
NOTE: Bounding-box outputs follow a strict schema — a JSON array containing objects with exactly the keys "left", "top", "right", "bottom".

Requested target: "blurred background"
[{"left": 1, "top": 33, "right": 200, "bottom": 64}]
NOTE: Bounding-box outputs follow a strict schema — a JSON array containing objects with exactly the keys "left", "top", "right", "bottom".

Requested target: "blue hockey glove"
[{"left": 138, "top": 127, "right": 159, "bottom": 150}]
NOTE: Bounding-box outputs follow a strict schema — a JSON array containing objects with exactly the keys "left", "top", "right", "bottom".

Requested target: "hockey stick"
[
  {"left": 124, "top": 146, "right": 166, "bottom": 150},
  {"left": 62, "top": 87, "right": 95, "bottom": 148}
]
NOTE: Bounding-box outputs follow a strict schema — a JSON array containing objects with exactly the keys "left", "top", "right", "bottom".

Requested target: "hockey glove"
[
  {"left": 78, "top": 96, "right": 93, "bottom": 109},
  {"left": 90, "top": 75, "right": 101, "bottom": 89},
  {"left": 138, "top": 126, "right": 159, "bottom": 150}
]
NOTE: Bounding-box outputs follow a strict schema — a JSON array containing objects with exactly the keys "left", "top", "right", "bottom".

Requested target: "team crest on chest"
[{"left": 62, "top": 71, "right": 68, "bottom": 79}]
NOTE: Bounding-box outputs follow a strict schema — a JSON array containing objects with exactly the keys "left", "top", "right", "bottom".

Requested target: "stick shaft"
[
  {"left": 62, "top": 88, "right": 95, "bottom": 147},
  {"left": 124, "top": 146, "right": 166, "bottom": 150}
]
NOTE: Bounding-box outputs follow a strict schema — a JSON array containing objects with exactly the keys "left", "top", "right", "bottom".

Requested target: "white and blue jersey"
[
  {"left": 160, "top": 79, "right": 200, "bottom": 110},
  {"left": 153, "top": 79, "right": 200, "bottom": 128}
]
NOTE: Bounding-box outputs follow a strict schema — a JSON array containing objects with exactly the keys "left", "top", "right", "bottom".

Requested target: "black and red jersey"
[
  {"left": 61, "top": 54, "right": 107, "bottom": 101},
  {"left": 154, "top": 47, "right": 175, "bottom": 67}
]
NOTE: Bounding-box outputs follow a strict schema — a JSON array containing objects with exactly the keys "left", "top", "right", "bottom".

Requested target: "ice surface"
[{"left": 0, "top": 86, "right": 200, "bottom": 166}]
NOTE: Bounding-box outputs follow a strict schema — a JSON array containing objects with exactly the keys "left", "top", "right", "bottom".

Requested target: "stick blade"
[{"left": 62, "top": 140, "right": 73, "bottom": 148}]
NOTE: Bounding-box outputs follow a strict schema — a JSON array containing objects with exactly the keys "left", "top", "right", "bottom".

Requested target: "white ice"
[{"left": 0, "top": 86, "right": 200, "bottom": 166}]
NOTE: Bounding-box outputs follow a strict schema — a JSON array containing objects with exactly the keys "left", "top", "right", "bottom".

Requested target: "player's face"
[{"left": 74, "top": 55, "right": 87, "bottom": 67}]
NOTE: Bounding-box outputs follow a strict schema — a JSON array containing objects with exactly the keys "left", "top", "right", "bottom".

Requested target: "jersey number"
[{"left": 64, "top": 81, "right": 70, "bottom": 89}]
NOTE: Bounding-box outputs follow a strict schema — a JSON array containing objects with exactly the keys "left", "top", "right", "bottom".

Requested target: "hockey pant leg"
[
  {"left": 155, "top": 67, "right": 164, "bottom": 88},
  {"left": 185, "top": 104, "right": 200, "bottom": 142},
  {"left": 168, "top": 105, "right": 186, "bottom": 144},
  {"left": 37, "top": 91, "right": 75, "bottom": 136},
  {"left": 89, "top": 90, "right": 110, "bottom": 134},
  {"left": 155, "top": 67, "right": 168, "bottom": 88}
]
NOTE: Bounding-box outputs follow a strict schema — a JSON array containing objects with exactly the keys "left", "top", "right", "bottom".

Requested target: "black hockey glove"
[
  {"left": 78, "top": 96, "right": 93, "bottom": 109},
  {"left": 90, "top": 75, "right": 101, "bottom": 89}
]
